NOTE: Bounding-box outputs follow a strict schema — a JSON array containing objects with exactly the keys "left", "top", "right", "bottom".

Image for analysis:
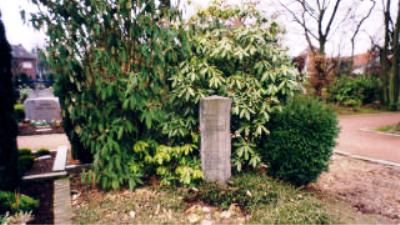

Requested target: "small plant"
[
  {"left": 3, "top": 211, "right": 34, "bottom": 225},
  {"left": 261, "top": 96, "right": 339, "bottom": 186},
  {"left": 0, "top": 191, "right": 39, "bottom": 214},
  {"left": 14, "top": 104, "right": 25, "bottom": 123},
  {"left": 18, "top": 148, "right": 32, "bottom": 157},
  {"left": 17, "top": 155, "right": 35, "bottom": 176},
  {"left": 35, "top": 148, "right": 51, "bottom": 157},
  {"left": 30, "top": 120, "right": 49, "bottom": 126}
]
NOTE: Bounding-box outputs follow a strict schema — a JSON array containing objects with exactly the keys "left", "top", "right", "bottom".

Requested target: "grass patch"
[
  {"left": 73, "top": 187, "right": 188, "bottom": 224},
  {"left": 330, "top": 104, "right": 386, "bottom": 115},
  {"left": 73, "top": 173, "right": 344, "bottom": 224},
  {"left": 189, "top": 173, "right": 337, "bottom": 224},
  {"left": 376, "top": 123, "right": 400, "bottom": 134}
]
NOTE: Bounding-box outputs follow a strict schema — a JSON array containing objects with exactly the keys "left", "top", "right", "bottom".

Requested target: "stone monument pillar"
[{"left": 200, "top": 96, "right": 232, "bottom": 185}]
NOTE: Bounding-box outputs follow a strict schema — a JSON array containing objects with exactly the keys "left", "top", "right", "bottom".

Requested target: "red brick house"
[{"left": 11, "top": 44, "right": 37, "bottom": 79}]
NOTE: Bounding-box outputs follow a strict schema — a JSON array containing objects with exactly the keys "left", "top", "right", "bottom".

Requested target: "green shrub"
[
  {"left": 329, "top": 75, "right": 380, "bottom": 107},
  {"left": 35, "top": 148, "right": 50, "bottom": 157},
  {"left": 14, "top": 104, "right": 25, "bottom": 123},
  {"left": 166, "top": 3, "right": 299, "bottom": 172},
  {"left": 261, "top": 96, "right": 339, "bottom": 186},
  {"left": 29, "top": 1, "right": 299, "bottom": 190},
  {"left": 17, "top": 155, "right": 34, "bottom": 176},
  {"left": 0, "top": 191, "right": 39, "bottom": 214},
  {"left": 18, "top": 148, "right": 32, "bottom": 157}
]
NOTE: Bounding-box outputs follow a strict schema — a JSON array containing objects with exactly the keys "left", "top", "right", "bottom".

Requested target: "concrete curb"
[{"left": 335, "top": 150, "right": 400, "bottom": 168}]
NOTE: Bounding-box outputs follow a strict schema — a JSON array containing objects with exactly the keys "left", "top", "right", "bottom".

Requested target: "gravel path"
[
  {"left": 17, "top": 133, "right": 70, "bottom": 151},
  {"left": 337, "top": 113, "right": 400, "bottom": 164}
]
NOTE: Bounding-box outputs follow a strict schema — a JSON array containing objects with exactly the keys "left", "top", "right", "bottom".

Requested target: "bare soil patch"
[{"left": 311, "top": 154, "right": 400, "bottom": 223}]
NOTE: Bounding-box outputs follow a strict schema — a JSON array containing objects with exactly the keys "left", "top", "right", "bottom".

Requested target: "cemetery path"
[
  {"left": 336, "top": 112, "right": 400, "bottom": 164},
  {"left": 17, "top": 134, "right": 70, "bottom": 151}
]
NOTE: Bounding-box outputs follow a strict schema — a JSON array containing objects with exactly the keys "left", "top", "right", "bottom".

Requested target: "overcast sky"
[{"left": 0, "top": 0, "right": 394, "bottom": 56}]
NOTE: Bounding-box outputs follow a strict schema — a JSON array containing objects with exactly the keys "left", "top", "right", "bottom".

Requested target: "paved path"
[
  {"left": 337, "top": 113, "right": 400, "bottom": 164},
  {"left": 17, "top": 134, "right": 70, "bottom": 151}
]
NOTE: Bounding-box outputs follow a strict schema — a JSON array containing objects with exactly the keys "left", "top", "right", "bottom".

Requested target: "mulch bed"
[
  {"left": 20, "top": 180, "right": 54, "bottom": 224},
  {"left": 25, "top": 152, "right": 56, "bottom": 176}
]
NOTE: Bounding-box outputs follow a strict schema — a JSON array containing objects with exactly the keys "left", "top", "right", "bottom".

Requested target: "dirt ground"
[{"left": 311, "top": 154, "right": 400, "bottom": 223}]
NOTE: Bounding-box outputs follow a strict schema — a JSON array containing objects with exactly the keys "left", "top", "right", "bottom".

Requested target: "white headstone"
[{"left": 24, "top": 97, "right": 61, "bottom": 122}]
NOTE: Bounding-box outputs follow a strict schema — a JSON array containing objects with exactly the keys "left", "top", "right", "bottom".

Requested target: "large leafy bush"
[
  {"left": 29, "top": 1, "right": 299, "bottom": 189},
  {"left": 166, "top": 3, "right": 299, "bottom": 171},
  {"left": 29, "top": 0, "right": 199, "bottom": 190},
  {"left": 261, "top": 96, "right": 339, "bottom": 186},
  {"left": 329, "top": 75, "right": 380, "bottom": 107}
]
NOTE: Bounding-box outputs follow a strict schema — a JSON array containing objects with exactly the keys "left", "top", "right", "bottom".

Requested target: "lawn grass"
[
  {"left": 376, "top": 124, "right": 400, "bottom": 134},
  {"left": 191, "top": 173, "right": 337, "bottom": 224},
  {"left": 330, "top": 104, "right": 387, "bottom": 115},
  {"left": 72, "top": 172, "right": 341, "bottom": 224}
]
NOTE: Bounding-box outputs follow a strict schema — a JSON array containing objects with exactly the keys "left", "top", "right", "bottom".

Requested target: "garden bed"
[
  {"left": 70, "top": 171, "right": 340, "bottom": 224},
  {"left": 25, "top": 152, "right": 56, "bottom": 176},
  {"left": 69, "top": 156, "right": 400, "bottom": 224},
  {"left": 20, "top": 180, "right": 54, "bottom": 224}
]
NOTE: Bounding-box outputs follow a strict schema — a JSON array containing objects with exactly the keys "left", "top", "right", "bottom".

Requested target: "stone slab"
[
  {"left": 54, "top": 178, "right": 73, "bottom": 224},
  {"left": 52, "top": 146, "right": 68, "bottom": 171},
  {"left": 200, "top": 96, "right": 232, "bottom": 185}
]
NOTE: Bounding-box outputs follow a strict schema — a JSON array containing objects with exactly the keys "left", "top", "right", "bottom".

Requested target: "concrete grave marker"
[
  {"left": 200, "top": 96, "right": 232, "bottom": 185},
  {"left": 24, "top": 88, "right": 61, "bottom": 122}
]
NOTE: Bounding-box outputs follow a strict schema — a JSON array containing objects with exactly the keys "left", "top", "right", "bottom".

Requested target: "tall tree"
[
  {"left": 280, "top": 0, "right": 345, "bottom": 55},
  {"left": 0, "top": 12, "right": 19, "bottom": 190},
  {"left": 378, "top": 0, "right": 400, "bottom": 110},
  {"left": 280, "top": 0, "right": 376, "bottom": 95}
]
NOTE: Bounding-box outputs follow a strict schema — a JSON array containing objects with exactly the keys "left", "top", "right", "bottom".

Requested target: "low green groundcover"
[{"left": 73, "top": 172, "right": 337, "bottom": 224}]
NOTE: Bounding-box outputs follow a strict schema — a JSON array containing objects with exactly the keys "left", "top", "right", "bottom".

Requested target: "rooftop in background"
[{"left": 11, "top": 44, "right": 35, "bottom": 59}]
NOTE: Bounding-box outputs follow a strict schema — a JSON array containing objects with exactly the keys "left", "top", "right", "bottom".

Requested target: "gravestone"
[
  {"left": 24, "top": 88, "right": 61, "bottom": 122},
  {"left": 28, "top": 87, "right": 54, "bottom": 98},
  {"left": 200, "top": 96, "right": 232, "bottom": 185}
]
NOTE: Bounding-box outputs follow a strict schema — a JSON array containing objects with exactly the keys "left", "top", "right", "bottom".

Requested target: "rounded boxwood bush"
[
  {"left": 260, "top": 96, "right": 339, "bottom": 186},
  {"left": 17, "top": 155, "right": 35, "bottom": 176},
  {"left": 18, "top": 148, "right": 32, "bottom": 157},
  {"left": 35, "top": 148, "right": 51, "bottom": 157}
]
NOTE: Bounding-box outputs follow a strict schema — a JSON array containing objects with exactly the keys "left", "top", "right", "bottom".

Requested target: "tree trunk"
[
  {"left": 0, "top": 16, "right": 19, "bottom": 190},
  {"left": 389, "top": 0, "right": 400, "bottom": 111}
]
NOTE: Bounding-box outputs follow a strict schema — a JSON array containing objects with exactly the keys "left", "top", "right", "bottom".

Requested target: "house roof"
[
  {"left": 351, "top": 51, "right": 379, "bottom": 69},
  {"left": 11, "top": 44, "right": 35, "bottom": 59}
]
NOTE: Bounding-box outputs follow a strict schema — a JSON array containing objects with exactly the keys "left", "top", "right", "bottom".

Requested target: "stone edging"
[
  {"left": 359, "top": 128, "right": 400, "bottom": 137},
  {"left": 335, "top": 150, "right": 400, "bottom": 168},
  {"left": 22, "top": 171, "right": 67, "bottom": 181},
  {"left": 54, "top": 178, "right": 73, "bottom": 224}
]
